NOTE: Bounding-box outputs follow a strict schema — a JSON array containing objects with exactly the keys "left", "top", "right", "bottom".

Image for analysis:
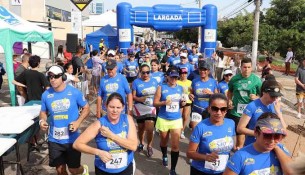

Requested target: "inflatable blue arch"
[{"left": 116, "top": 2, "right": 217, "bottom": 58}]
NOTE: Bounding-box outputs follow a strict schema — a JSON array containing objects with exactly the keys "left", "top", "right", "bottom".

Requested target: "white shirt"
[
  {"left": 285, "top": 51, "right": 293, "bottom": 62},
  {"left": 65, "top": 73, "right": 76, "bottom": 86}
]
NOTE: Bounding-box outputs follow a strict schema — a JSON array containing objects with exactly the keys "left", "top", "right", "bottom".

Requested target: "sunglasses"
[
  {"left": 107, "top": 68, "right": 114, "bottom": 71},
  {"left": 210, "top": 106, "right": 227, "bottom": 112},
  {"left": 48, "top": 74, "right": 62, "bottom": 80},
  {"left": 262, "top": 133, "right": 283, "bottom": 141},
  {"left": 199, "top": 68, "right": 208, "bottom": 71},
  {"left": 225, "top": 74, "right": 233, "bottom": 77},
  {"left": 181, "top": 57, "right": 187, "bottom": 59},
  {"left": 141, "top": 71, "right": 150, "bottom": 75}
]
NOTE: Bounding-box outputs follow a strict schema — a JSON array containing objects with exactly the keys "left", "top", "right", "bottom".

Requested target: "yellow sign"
[{"left": 70, "top": 0, "right": 92, "bottom": 11}]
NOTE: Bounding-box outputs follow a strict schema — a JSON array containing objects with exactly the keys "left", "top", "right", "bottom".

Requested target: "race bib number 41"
[
  {"left": 106, "top": 152, "right": 128, "bottom": 169},
  {"left": 204, "top": 154, "right": 229, "bottom": 171},
  {"left": 166, "top": 102, "right": 179, "bottom": 112}
]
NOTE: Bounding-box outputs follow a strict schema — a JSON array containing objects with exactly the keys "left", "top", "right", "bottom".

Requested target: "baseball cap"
[
  {"left": 167, "top": 67, "right": 179, "bottom": 77},
  {"left": 223, "top": 69, "right": 233, "bottom": 75},
  {"left": 47, "top": 65, "right": 64, "bottom": 75},
  {"left": 105, "top": 59, "right": 117, "bottom": 69},
  {"left": 262, "top": 80, "right": 283, "bottom": 97},
  {"left": 180, "top": 53, "right": 187, "bottom": 58},
  {"left": 198, "top": 60, "right": 210, "bottom": 70},
  {"left": 255, "top": 117, "right": 287, "bottom": 135},
  {"left": 107, "top": 50, "right": 116, "bottom": 56},
  {"left": 180, "top": 68, "right": 188, "bottom": 74},
  {"left": 128, "top": 52, "right": 135, "bottom": 57}
]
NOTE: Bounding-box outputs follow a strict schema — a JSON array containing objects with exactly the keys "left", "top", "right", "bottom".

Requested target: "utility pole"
[
  {"left": 197, "top": 0, "right": 201, "bottom": 46},
  {"left": 251, "top": 0, "right": 261, "bottom": 71}
]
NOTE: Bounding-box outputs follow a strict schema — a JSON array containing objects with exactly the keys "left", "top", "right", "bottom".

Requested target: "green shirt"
[{"left": 228, "top": 73, "right": 262, "bottom": 117}]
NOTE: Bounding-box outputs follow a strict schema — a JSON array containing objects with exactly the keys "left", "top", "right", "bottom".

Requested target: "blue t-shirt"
[
  {"left": 227, "top": 143, "right": 290, "bottom": 175},
  {"left": 151, "top": 71, "right": 164, "bottom": 85},
  {"left": 192, "top": 78, "right": 218, "bottom": 112},
  {"left": 243, "top": 99, "right": 276, "bottom": 146},
  {"left": 176, "top": 62, "right": 194, "bottom": 76},
  {"left": 217, "top": 80, "right": 229, "bottom": 95},
  {"left": 158, "top": 84, "right": 183, "bottom": 120},
  {"left": 132, "top": 78, "right": 158, "bottom": 107},
  {"left": 41, "top": 85, "right": 87, "bottom": 144},
  {"left": 95, "top": 114, "right": 134, "bottom": 173},
  {"left": 124, "top": 60, "right": 139, "bottom": 78},
  {"left": 188, "top": 53, "right": 199, "bottom": 64},
  {"left": 190, "top": 118, "right": 235, "bottom": 174},
  {"left": 98, "top": 73, "right": 131, "bottom": 111},
  {"left": 167, "top": 55, "right": 180, "bottom": 66}
]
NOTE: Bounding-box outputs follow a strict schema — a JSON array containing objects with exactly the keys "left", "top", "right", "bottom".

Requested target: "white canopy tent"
[
  {"left": 0, "top": 6, "right": 54, "bottom": 105},
  {"left": 82, "top": 10, "right": 117, "bottom": 27}
]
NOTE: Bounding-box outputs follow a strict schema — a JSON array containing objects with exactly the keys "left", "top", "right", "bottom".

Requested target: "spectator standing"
[
  {"left": 295, "top": 57, "right": 305, "bottom": 119},
  {"left": 0, "top": 61, "right": 6, "bottom": 93},
  {"left": 284, "top": 47, "right": 293, "bottom": 76},
  {"left": 13, "top": 55, "right": 49, "bottom": 102}
]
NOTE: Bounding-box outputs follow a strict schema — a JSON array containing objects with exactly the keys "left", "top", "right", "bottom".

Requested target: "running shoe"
[
  {"left": 137, "top": 144, "right": 144, "bottom": 152},
  {"left": 82, "top": 164, "right": 89, "bottom": 175},
  {"left": 147, "top": 147, "right": 153, "bottom": 157},
  {"left": 162, "top": 156, "right": 168, "bottom": 167},
  {"left": 169, "top": 170, "right": 177, "bottom": 175}
]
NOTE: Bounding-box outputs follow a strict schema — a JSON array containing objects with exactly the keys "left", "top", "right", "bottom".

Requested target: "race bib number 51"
[
  {"left": 106, "top": 152, "right": 128, "bottom": 169},
  {"left": 204, "top": 154, "right": 229, "bottom": 171}
]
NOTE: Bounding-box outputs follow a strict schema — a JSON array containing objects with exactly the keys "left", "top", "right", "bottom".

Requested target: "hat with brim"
[
  {"left": 264, "top": 87, "right": 283, "bottom": 97},
  {"left": 47, "top": 66, "right": 63, "bottom": 75},
  {"left": 198, "top": 60, "right": 210, "bottom": 70},
  {"left": 223, "top": 69, "right": 233, "bottom": 75},
  {"left": 255, "top": 118, "right": 287, "bottom": 135},
  {"left": 105, "top": 59, "right": 117, "bottom": 69},
  {"left": 168, "top": 69, "right": 179, "bottom": 77}
]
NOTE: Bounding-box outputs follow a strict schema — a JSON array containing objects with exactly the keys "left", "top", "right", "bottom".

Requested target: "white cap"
[
  {"left": 107, "top": 50, "right": 116, "bottom": 56},
  {"left": 223, "top": 69, "right": 233, "bottom": 75},
  {"left": 47, "top": 66, "right": 63, "bottom": 75},
  {"left": 180, "top": 53, "right": 187, "bottom": 58}
]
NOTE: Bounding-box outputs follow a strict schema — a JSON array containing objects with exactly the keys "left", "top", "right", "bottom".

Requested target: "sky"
[{"left": 103, "top": 0, "right": 272, "bottom": 18}]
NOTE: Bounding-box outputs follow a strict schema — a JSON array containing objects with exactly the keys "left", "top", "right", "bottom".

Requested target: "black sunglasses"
[
  {"left": 107, "top": 68, "right": 114, "bottom": 71},
  {"left": 141, "top": 71, "right": 150, "bottom": 75},
  {"left": 211, "top": 106, "right": 227, "bottom": 112},
  {"left": 48, "top": 74, "right": 62, "bottom": 80},
  {"left": 225, "top": 74, "right": 233, "bottom": 77}
]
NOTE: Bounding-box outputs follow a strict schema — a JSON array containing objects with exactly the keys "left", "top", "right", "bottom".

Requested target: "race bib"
[
  {"left": 129, "top": 72, "right": 137, "bottom": 77},
  {"left": 173, "top": 59, "right": 180, "bottom": 65},
  {"left": 106, "top": 152, "right": 128, "bottom": 169},
  {"left": 204, "top": 154, "right": 229, "bottom": 172},
  {"left": 191, "top": 112, "right": 202, "bottom": 122},
  {"left": 237, "top": 103, "right": 247, "bottom": 114},
  {"left": 166, "top": 102, "right": 179, "bottom": 112},
  {"left": 144, "top": 97, "right": 153, "bottom": 106},
  {"left": 53, "top": 127, "right": 69, "bottom": 140}
]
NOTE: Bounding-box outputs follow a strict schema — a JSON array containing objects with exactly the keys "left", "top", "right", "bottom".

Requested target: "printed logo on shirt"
[
  {"left": 208, "top": 136, "right": 234, "bottom": 152},
  {"left": 228, "top": 127, "right": 232, "bottom": 133},
  {"left": 255, "top": 107, "right": 263, "bottom": 114},
  {"left": 162, "top": 89, "right": 168, "bottom": 93},
  {"left": 244, "top": 158, "right": 255, "bottom": 165},
  {"left": 139, "top": 84, "right": 144, "bottom": 88},
  {"left": 105, "top": 83, "right": 119, "bottom": 92},
  {"left": 107, "top": 131, "right": 127, "bottom": 149},
  {"left": 47, "top": 94, "right": 54, "bottom": 98},
  {"left": 141, "top": 87, "right": 156, "bottom": 96},
  {"left": 249, "top": 165, "right": 279, "bottom": 175},
  {"left": 202, "top": 131, "right": 213, "bottom": 137},
  {"left": 166, "top": 94, "right": 181, "bottom": 102},
  {"left": 51, "top": 98, "right": 70, "bottom": 113},
  {"left": 54, "top": 115, "right": 68, "bottom": 120},
  {"left": 67, "top": 91, "right": 72, "bottom": 96}
]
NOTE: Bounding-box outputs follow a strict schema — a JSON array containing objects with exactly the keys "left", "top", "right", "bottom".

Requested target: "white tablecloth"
[
  {"left": 0, "top": 105, "right": 41, "bottom": 120},
  {"left": 0, "top": 138, "right": 16, "bottom": 156}
]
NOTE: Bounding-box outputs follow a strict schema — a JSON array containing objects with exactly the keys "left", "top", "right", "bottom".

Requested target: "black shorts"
[
  {"left": 190, "top": 166, "right": 222, "bottom": 175},
  {"left": 95, "top": 163, "right": 134, "bottom": 175},
  {"left": 136, "top": 114, "right": 156, "bottom": 123},
  {"left": 48, "top": 141, "right": 81, "bottom": 168},
  {"left": 226, "top": 113, "right": 242, "bottom": 135},
  {"left": 127, "top": 77, "right": 137, "bottom": 83}
]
